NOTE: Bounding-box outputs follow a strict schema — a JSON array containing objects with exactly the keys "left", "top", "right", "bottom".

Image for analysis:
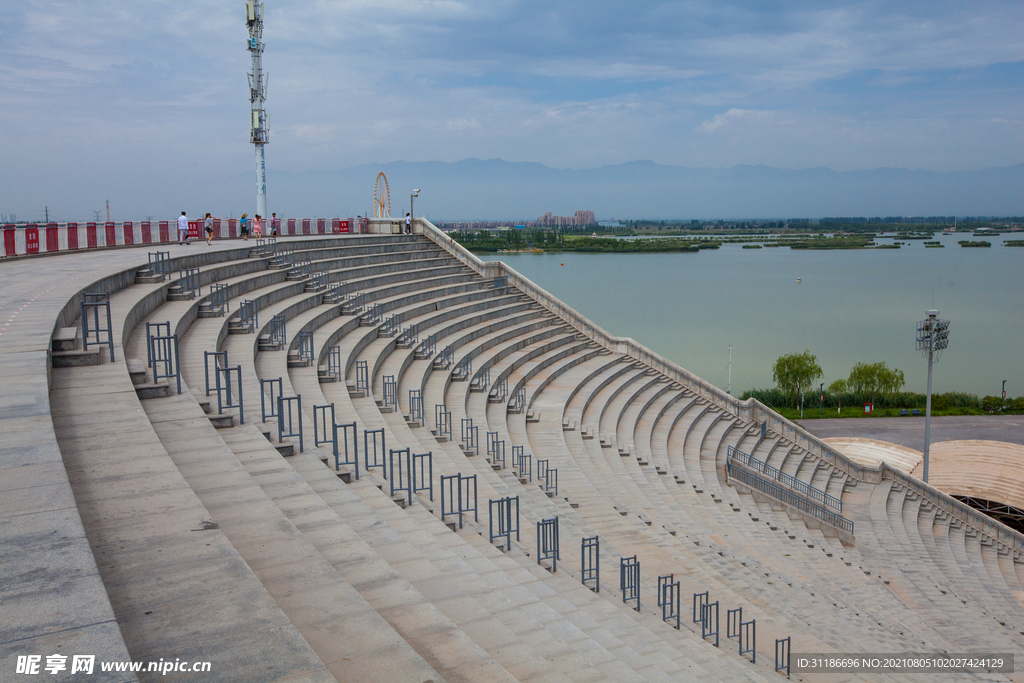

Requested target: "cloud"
[{"left": 698, "top": 108, "right": 774, "bottom": 133}]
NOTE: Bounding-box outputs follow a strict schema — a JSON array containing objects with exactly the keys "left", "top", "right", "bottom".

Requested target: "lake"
[{"left": 480, "top": 232, "right": 1023, "bottom": 398}]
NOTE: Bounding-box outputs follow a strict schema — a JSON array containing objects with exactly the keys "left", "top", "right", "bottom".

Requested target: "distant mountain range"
[{"left": 256, "top": 158, "right": 1023, "bottom": 221}]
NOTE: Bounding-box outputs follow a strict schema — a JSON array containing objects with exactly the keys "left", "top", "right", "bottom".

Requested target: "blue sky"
[{"left": 0, "top": 0, "right": 1021, "bottom": 220}]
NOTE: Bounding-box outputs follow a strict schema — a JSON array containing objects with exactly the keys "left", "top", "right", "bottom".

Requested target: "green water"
[{"left": 485, "top": 232, "right": 1024, "bottom": 398}]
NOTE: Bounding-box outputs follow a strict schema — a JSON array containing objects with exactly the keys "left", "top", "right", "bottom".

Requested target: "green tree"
[
  {"left": 847, "top": 362, "right": 905, "bottom": 406},
  {"left": 828, "top": 378, "right": 848, "bottom": 415},
  {"left": 772, "top": 351, "right": 823, "bottom": 403}
]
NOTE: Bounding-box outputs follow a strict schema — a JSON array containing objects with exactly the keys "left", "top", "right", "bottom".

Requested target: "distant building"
[
  {"left": 535, "top": 210, "right": 595, "bottom": 227},
  {"left": 1, "top": 213, "right": 15, "bottom": 223}
]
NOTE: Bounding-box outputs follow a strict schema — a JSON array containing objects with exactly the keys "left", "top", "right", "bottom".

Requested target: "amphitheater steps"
[{"left": 141, "top": 392, "right": 443, "bottom": 682}]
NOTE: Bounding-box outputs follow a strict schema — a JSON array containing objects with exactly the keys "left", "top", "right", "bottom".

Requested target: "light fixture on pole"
[
  {"left": 410, "top": 189, "right": 420, "bottom": 232},
  {"left": 916, "top": 309, "right": 950, "bottom": 483}
]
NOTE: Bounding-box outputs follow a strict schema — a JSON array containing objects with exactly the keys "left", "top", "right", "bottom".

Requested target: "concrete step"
[
  {"left": 134, "top": 381, "right": 170, "bottom": 400},
  {"left": 52, "top": 348, "right": 103, "bottom": 367},
  {"left": 127, "top": 358, "right": 148, "bottom": 385},
  {"left": 208, "top": 413, "right": 234, "bottom": 428},
  {"left": 51, "top": 326, "right": 79, "bottom": 352}
]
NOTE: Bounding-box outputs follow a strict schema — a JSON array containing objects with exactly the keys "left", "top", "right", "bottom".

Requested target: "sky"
[{"left": 1, "top": 0, "right": 1022, "bottom": 221}]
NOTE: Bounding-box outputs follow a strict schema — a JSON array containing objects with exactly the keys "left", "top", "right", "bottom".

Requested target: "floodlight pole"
[
  {"left": 917, "top": 309, "right": 949, "bottom": 484},
  {"left": 246, "top": 1, "right": 269, "bottom": 219}
]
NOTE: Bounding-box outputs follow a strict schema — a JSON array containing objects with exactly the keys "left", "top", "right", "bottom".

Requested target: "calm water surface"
[{"left": 484, "top": 233, "right": 1023, "bottom": 397}]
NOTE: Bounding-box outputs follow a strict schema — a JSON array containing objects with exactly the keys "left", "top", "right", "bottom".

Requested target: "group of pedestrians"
[{"left": 177, "top": 211, "right": 277, "bottom": 245}]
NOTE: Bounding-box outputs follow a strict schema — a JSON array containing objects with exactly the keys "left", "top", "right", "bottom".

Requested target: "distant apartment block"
[
  {"left": 535, "top": 210, "right": 595, "bottom": 227},
  {"left": 1, "top": 213, "right": 16, "bottom": 223}
]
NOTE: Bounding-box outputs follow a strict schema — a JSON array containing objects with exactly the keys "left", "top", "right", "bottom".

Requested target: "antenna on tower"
[{"left": 246, "top": 1, "right": 269, "bottom": 219}]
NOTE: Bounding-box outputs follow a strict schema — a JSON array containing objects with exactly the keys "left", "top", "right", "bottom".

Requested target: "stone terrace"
[{"left": 1, "top": 225, "right": 1021, "bottom": 682}]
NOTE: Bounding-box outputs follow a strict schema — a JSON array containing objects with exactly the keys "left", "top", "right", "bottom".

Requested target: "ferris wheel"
[{"left": 374, "top": 172, "right": 391, "bottom": 218}]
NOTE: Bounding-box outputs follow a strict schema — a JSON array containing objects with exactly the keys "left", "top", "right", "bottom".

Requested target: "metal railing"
[
  {"left": 776, "top": 637, "right": 791, "bottom": 678},
  {"left": 489, "top": 496, "right": 520, "bottom": 552},
  {"left": 380, "top": 314, "right": 399, "bottom": 337},
  {"left": 147, "top": 251, "right": 170, "bottom": 281},
  {"left": 364, "top": 427, "right": 386, "bottom": 476},
  {"left": 417, "top": 332, "right": 436, "bottom": 358},
  {"left": 537, "top": 517, "right": 559, "bottom": 572},
  {"left": 620, "top": 555, "right": 640, "bottom": 611},
  {"left": 148, "top": 331, "right": 181, "bottom": 394},
  {"left": 726, "top": 458, "right": 854, "bottom": 535},
  {"left": 335, "top": 422, "right": 359, "bottom": 478},
  {"left": 355, "top": 360, "right": 369, "bottom": 393},
  {"left": 693, "top": 591, "right": 708, "bottom": 624},
  {"left": 308, "top": 270, "right": 328, "bottom": 291},
  {"left": 145, "top": 322, "right": 170, "bottom": 366},
  {"left": 314, "top": 403, "right": 336, "bottom": 454},
  {"left": 581, "top": 536, "right": 600, "bottom": 592},
  {"left": 364, "top": 302, "right": 383, "bottom": 325},
  {"left": 728, "top": 608, "right": 756, "bottom": 662},
  {"left": 268, "top": 314, "right": 286, "bottom": 348},
  {"left": 260, "top": 377, "right": 283, "bottom": 422},
  {"left": 441, "top": 473, "right": 477, "bottom": 529},
  {"left": 659, "top": 574, "right": 681, "bottom": 630},
  {"left": 452, "top": 355, "right": 472, "bottom": 381},
  {"left": 326, "top": 344, "right": 342, "bottom": 382},
  {"left": 544, "top": 467, "right": 558, "bottom": 496},
  {"left": 435, "top": 344, "right": 453, "bottom": 370},
  {"left": 411, "top": 451, "right": 433, "bottom": 502},
  {"left": 508, "top": 386, "right": 526, "bottom": 413},
  {"left": 472, "top": 366, "right": 490, "bottom": 390},
  {"left": 382, "top": 375, "right": 397, "bottom": 410},
  {"left": 398, "top": 322, "right": 418, "bottom": 347},
  {"left": 81, "top": 292, "right": 114, "bottom": 361},
  {"left": 408, "top": 389, "right": 423, "bottom": 423},
  {"left": 491, "top": 376, "right": 508, "bottom": 402},
  {"left": 209, "top": 282, "right": 230, "bottom": 316},
  {"left": 434, "top": 404, "right": 451, "bottom": 441},
  {"left": 297, "top": 330, "right": 314, "bottom": 364},
  {"left": 178, "top": 268, "right": 201, "bottom": 298},
  {"left": 460, "top": 418, "right": 478, "bottom": 453},
  {"left": 277, "top": 395, "right": 303, "bottom": 452},
  {"left": 486, "top": 431, "right": 505, "bottom": 469},
  {"left": 702, "top": 600, "right": 720, "bottom": 647},
  {"left": 389, "top": 448, "right": 412, "bottom": 502},
  {"left": 728, "top": 445, "right": 841, "bottom": 511},
  {"left": 215, "top": 365, "right": 244, "bottom": 424},
  {"left": 239, "top": 299, "right": 258, "bottom": 331},
  {"left": 204, "top": 350, "right": 227, "bottom": 396}
]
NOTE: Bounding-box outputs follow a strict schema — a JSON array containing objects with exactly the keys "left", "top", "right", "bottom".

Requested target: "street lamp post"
[
  {"left": 916, "top": 309, "right": 950, "bottom": 483},
  {"left": 410, "top": 189, "right": 420, "bottom": 232}
]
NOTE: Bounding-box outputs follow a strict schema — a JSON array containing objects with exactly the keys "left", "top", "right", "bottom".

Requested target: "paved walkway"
[{"left": 801, "top": 414, "right": 1024, "bottom": 452}]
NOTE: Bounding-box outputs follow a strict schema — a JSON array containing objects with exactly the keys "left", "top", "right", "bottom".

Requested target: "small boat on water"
[{"left": 796, "top": 278, "right": 802, "bottom": 283}]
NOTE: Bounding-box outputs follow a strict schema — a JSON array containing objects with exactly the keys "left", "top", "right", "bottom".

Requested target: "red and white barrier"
[{"left": 2, "top": 217, "right": 362, "bottom": 257}]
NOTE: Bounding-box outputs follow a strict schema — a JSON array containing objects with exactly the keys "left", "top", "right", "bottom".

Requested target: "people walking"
[
  {"left": 177, "top": 211, "right": 190, "bottom": 245},
  {"left": 253, "top": 214, "right": 262, "bottom": 239},
  {"left": 405, "top": 212, "right": 411, "bottom": 234},
  {"left": 204, "top": 212, "right": 214, "bottom": 245},
  {"left": 271, "top": 213, "right": 277, "bottom": 237},
  {"left": 240, "top": 213, "right": 249, "bottom": 240}
]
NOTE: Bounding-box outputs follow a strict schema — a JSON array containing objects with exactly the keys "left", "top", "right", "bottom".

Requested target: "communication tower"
[{"left": 246, "top": 1, "right": 269, "bottom": 218}]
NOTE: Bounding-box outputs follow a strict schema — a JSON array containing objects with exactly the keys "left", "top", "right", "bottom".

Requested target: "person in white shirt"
[
  {"left": 177, "top": 211, "right": 190, "bottom": 245},
  {"left": 405, "top": 212, "right": 411, "bottom": 234}
]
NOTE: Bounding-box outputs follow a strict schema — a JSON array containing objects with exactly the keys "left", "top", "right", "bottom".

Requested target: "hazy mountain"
[{"left": 256, "top": 158, "right": 1023, "bottom": 221}]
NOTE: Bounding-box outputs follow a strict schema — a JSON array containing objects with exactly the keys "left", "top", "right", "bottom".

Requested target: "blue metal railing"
[
  {"left": 726, "top": 458, "right": 854, "bottom": 535},
  {"left": 581, "top": 536, "right": 599, "bottom": 592},
  {"left": 382, "top": 375, "right": 397, "bottom": 410},
  {"left": 508, "top": 386, "right": 526, "bottom": 413},
  {"left": 297, "top": 330, "right": 314, "bottom": 364},
  {"left": 728, "top": 445, "right": 841, "bottom": 511},
  {"left": 209, "top": 282, "right": 230, "bottom": 316},
  {"left": 335, "top": 422, "right": 359, "bottom": 478},
  {"left": 239, "top": 299, "right": 258, "bottom": 331},
  {"left": 314, "top": 403, "right": 336, "bottom": 454},
  {"left": 326, "top": 344, "right": 342, "bottom": 382},
  {"left": 145, "top": 322, "right": 170, "bottom": 367},
  {"left": 418, "top": 332, "right": 436, "bottom": 357},
  {"left": 620, "top": 555, "right": 640, "bottom": 611},
  {"left": 489, "top": 496, "right": 520, "bottom": 552},
  {"left": 215, "top": 365, "right": 244, "bottom": 424},
  {"left": 268, "top": 314, "right": 286, "bottom": 348},
  {"left": 435, "top": 344, "right": 453, "bottom": 370},
  {"left": 148, "top": 332, "right": 181, "bottom": 394},
  {"left": 204, "top": 350, "right": 227, "bottom": 396},
  {"left": 178, "top": 268, "right": 201, "bottom": 298},
  {"left": 491, "top": 376, "right": 508, "bottom": 402},
  {"left": 537, "top": 517, "right": 559, "bottom": 572},
  {"left": 260, "top": 377, "right": 283, "bottom": 422},
  {"left": 693, "top": 591, "right": 708, "bottom": 624},
  {"left": 441, "top": 473, "right": 477, "bottom": 529},
  {"left": 277, "top": 395, "right": 303, "bottom": 452},
  {"left": 434, "top": 404, "right": 451, "bottom": 441},
  {"left": 355, "top": 360, "right": 369, "bottom": 392},
  {"left": 364, "top": 427, "right": 386, "bottom": 476},
  {"left": 453, "top": 355, "right": 472, "bottom": 381},
  {"left": 659, "top": 575, "right": 681, "bottom": 630},
  {"left": 487, "top": 431, "right": 505, "bottom": 469},
  {"left": 147, "top": 251, "right": 170, "bottom": 281},
  {"left": 776, "top": 637, "right": 791, "bottom": 678},
  {"left": 408, "top": 389, "right": 423, "bottom": 423},
  {"left": 81, "top": 292, "right": 115, "bottom": 361},
  {"left": 702, "top": 600, "right": 720, "bottom": 647},
  {"left": 389, "top": 448, "right": 411, "bottom": 502},
  {"left": 411, "top": 451, "right": 433, "bottom": 502},
  {"left": 472, "top": 366, "right": 490, "bottom": 390}
]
